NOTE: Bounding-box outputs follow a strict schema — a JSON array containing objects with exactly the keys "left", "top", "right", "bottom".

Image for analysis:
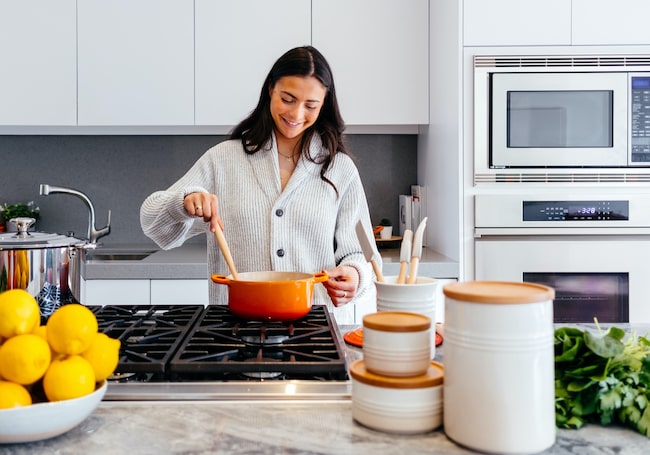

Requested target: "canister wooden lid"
[
  {"left": 442, "top": 281, "right": 555, "bottom": 304},
  {"left": 363, "top": 311, "right": 431, "bottom": 332},
  {"left": 350, "top": 359, "right": 444, "bottom": 388}
]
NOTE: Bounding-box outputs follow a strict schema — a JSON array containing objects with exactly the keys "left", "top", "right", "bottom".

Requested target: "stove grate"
[
  {"left": 169, "top": 305, "right": 348, "bottom": 379},
  {"left": 91, "top": 305, "right": 204, "bottom": 373}
]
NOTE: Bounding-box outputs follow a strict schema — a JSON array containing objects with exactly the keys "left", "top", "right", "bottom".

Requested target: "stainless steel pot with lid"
[
  {"left": 0, "top": 184, "right": 111, "bottom": 320},
  {"left": 0, "top": 217, "right": 90, "bottom": 318}
]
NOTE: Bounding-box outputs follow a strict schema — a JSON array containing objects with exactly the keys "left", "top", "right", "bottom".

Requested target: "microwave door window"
[
  {"left": 506, "top": 91, "right": 613, "bottom": 149},
  {"left": 508, "top": 106, "right": 567, "bottom": 147}
]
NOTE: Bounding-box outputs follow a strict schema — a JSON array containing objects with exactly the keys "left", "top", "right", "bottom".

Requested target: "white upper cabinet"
[
  {"left": 312, "top": 0, "right": 429, "bottom": 125},
  {"left": 0, "top": 0, "right": 76, "bottom": 125},
  {"left": 572, "top": 0, "right": 650, "bottom": 45},
  {"left": 464, "top": 0, "right": 571, "bottom": 46},
  {"left": 77, "top": 0, "right": 194, "bottom": 126},
  {"left": 195, "top": 0, "right": 310, "bottom": 127}
]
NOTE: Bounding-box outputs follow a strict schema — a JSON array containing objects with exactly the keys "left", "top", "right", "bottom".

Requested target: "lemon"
[
  {"left": 32, "top": 324, "right": 47, "bottom": 341},
  {"left": 0, "top": 380, "right": 32, "bottom": 409},
  {"left": 81, "top": 333, "right": 120, "bottom": 381},
  {"left": 43, "top": 355, "right": 96, "bottom": 402},
  {"left": 0, "top": 333, "right": 51, "bottom": 385},
  {"left": 0, "top": 289, "right": 40, "bottom": 338},
  {"left": 46, "top": 304, "right": 98, "bottom": 355}
]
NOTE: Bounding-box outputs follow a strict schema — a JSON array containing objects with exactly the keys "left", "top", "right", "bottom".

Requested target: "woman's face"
[{"left": 269, "top": 75, "right": 327, "bottom": 144}]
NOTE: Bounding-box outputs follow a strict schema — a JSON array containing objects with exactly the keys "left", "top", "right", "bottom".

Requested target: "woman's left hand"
[{"left": 323, "top": 265, "right": 359, "bottom": 307}]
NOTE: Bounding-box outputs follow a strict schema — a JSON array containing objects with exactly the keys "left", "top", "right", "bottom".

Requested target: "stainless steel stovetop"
[{"left": 91, "top": 304, "right": 356, "bottom": 401}]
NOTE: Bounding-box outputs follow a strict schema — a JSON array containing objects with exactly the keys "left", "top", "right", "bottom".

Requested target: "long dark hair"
[{"left": 229, "top": 46, "right": 347, "bottom": 192}]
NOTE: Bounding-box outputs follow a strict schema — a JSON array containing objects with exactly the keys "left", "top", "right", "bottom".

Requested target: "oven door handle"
[{"left": 474, "top": 227, "right": 650, "bottom": 237}]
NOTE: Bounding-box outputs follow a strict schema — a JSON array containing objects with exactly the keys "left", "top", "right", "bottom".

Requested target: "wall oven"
[
  {"left": 474, "top": 192, "right": 650, "bottom": 323},
  {"left": 473, "top": 54, "right": 650, "bottom": 181}
]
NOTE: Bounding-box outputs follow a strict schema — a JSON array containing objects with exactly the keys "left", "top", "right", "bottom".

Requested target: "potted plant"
[{"left": 0, "top": 201, "right": 40, "bottom": 232}]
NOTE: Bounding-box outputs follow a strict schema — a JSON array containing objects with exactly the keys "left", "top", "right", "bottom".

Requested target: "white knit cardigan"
[{"left": 140, "top": 134, "right": 378, "bottom": 323}]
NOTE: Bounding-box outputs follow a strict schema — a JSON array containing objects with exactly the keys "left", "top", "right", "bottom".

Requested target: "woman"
[{"left": 140, "top": 46, "right": 378, "bottom": 323}]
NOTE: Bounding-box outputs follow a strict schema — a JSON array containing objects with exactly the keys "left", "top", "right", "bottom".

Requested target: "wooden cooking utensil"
[
  {"left": 397, "top": 229, "right": 413, "bottom": 284},
  {"left": 213, "top": 224, "right": 239, "bottom": 280},
  {"left": 407, "top": 217, "right": 428, "bottom": 284},
  {"left": 356, "top": 220, "right": 384, "bottom": 282}
]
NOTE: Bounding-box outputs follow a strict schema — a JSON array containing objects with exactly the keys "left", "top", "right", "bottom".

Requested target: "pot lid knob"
[{"left": 9, "top": 217, "right": 36, "bottom": 238}]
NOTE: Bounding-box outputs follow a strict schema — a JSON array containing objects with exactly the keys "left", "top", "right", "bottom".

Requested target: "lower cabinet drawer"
[
  {"left": 84, "top": 279, "right": 150, "bottom": 305},
  {"left": 150, "top": 279, "right": 208, "bottom": 305}
]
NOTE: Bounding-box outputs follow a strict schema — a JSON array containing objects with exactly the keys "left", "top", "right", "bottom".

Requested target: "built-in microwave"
[{"left": 473, "top": 55, "right": 650, "bottom": 175}]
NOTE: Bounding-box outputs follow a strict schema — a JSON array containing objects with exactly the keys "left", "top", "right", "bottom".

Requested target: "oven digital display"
[
  {"left": 522, "top": 200, "right": 629, "bottom": 221},
  {"left": 568, "top": 205, "right": 597, "bottom": 216}
]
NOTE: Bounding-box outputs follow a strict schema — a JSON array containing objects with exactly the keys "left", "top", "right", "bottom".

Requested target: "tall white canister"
[{"left": 442, "top": 281, "right": 555, "bottom": 454}]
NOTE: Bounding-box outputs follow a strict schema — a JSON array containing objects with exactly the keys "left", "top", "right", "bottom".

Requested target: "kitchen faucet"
[{"left": 39, "top": 184, "right": 111, "bottom": 244}]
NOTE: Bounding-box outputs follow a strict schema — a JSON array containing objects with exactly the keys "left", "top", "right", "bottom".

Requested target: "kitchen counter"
[
  {"left": 83, "top": 243, "right": 459, "bottom": 280},
  {"left": 2, "top": 401, "right": 648, "bottom": 455},
  {"left": 2, "top": 324, "right": 649, "bottom": 454}
]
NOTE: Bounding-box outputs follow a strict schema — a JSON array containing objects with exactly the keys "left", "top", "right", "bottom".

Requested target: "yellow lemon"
[
  {"left": 32, "top": 324, "right": 47, "bottom": 341},
  {"left": 0, "top": 380, "right": 32, "bottom": 409},
  {"left": 0, "top": 289, "right": 40, "bottom": 338},
  {"left": 43, "top": 355, "right": 96, "bottom": 402},
  {"left": 81, "top": 333, "right": 120, "bottom": 381},
  {"left": 46, "top": 304, "right": 98, "bottom": 355},
  {"left": 0, "top": 333, "right": 51, "bottom": 385}
]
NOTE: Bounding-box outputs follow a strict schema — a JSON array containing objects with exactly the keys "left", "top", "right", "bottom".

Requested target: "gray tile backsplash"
[{"left": 0, "top": 134, "right": 416, "bottom": 246}]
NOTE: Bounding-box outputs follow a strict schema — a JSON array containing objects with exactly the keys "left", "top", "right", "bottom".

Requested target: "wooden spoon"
[{"left": 213, "top": 224, "right": 239, "bottom": 280}]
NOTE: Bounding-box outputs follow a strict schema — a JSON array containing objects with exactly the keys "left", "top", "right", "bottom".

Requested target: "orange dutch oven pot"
[{"left": 211, "top": 271, "right": 329, "bottom": 321}]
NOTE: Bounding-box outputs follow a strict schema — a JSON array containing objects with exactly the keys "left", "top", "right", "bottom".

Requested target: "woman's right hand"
[{"left": 183, "top": 192, "right": 221, "bottom": 232}]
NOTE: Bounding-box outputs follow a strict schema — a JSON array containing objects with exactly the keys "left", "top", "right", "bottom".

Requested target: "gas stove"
[{"left": 90, "top": 304, "right": 354, "bottom": 401}]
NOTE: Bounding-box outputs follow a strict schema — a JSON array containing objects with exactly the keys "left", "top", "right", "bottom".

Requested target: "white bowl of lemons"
[
  {"left": 0, "top": 380, "right": 107, "bottom": 443},
  {"left": 0, "top": 290, "right": 120, "bottom": 444}
]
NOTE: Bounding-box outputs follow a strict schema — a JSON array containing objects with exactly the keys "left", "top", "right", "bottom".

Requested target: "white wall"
[{"left": 418, "top": 0, "right": 462, "bottom": 265}]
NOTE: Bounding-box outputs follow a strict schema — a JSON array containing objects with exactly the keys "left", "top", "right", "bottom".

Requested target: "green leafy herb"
[{"left": 555, "top": 324, "right": 650, "bottom": 437}]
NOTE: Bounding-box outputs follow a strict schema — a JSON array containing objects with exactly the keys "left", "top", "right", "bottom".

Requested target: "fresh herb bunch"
[{"left": 555, "top": 325, "right": 650, "bottom": 437}]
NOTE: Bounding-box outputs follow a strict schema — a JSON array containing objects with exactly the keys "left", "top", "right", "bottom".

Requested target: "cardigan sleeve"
[
  {"left": 140, "top": 150, "right": 216, "bottom": 250},
  {"left": 331, "top": 157, "right": 380, "bottom": 301}
]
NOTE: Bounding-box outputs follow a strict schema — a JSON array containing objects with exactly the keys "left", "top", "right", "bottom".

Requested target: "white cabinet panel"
[
  {"left": 0, "top": 0, "right": 76, "bottom": 125},
  {"left": 464, "top": 0, "right": 571, "bottom": 46},
  {"left": 312, "top": 0, "right": 428, "bottom": 125},
  {"left": 78, "top": 0, "right": 194, "bottom": 125},
  {"left": 150, "top": 280, "right": 209, "bottom": 305},
  {"left": 572, "top": 0, "right": 650, "bottom": 45},
  {"left": 195, "top": 0, "right": 310, "bottom": 126},
  {"left": 84, "top": 280, "right": 150, "bottom": 306}
]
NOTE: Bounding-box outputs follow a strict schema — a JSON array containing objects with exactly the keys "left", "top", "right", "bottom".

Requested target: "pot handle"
[
  {"left": 211, "top": 274, "right": 233, "bottom": 285},
  {"left": 312, "top": 271, "right": 329, "bottom": 283}
]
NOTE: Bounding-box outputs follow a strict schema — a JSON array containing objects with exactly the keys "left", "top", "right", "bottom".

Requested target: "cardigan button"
[
  {"left": 275, "top": 209, "right": 284, "bottom": 217},
  {"left": 276, "top": 249, "right": 285, "bottom": 257}
]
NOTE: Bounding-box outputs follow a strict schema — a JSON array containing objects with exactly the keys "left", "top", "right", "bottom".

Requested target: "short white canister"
[
  {"left": 362, "top": 311, "right": 432, "bottom": 377},
  {"left": 442, "top": 281, "right": 555, "bottom": 454},
  {"left": 350, "top": 359, "right": 444, "bottom": 434}
]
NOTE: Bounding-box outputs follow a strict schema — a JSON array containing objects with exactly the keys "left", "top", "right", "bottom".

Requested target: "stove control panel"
[{"left": 522, "top": 200, "right": 629, "bottom": 221}]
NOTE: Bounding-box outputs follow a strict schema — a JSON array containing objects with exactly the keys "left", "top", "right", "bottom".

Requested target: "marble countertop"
[
  {"left": 2, "top": 401, "right": 649, "bottom": 455},
  {"left": 2, "top": 324, "right": 649, "bottom": 454},
  {"left": 83, "top": 243, "right": 459, "bottom": 280}
]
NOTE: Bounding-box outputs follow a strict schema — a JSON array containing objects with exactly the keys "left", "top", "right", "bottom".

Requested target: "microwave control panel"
[
  {"left": 631, "top": 75, "right": 650, "bottom": 163},
  {"left": 522, "top": 200, "right": 629, "bottom": 221}
]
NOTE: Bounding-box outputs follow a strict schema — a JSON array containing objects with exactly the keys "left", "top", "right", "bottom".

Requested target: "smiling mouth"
[{"left": 282, "top": 117, "right": 302, "bottom": 127}]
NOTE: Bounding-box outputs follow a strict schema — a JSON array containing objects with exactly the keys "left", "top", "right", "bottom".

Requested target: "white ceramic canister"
[
  {"left": 442, "top": 281, "right": 556, "bottom": 454},
  {"left": 375, "top": 276, "right": 438, "bottom": 358},
  {"left": 350, "top": 359, "right": 444, "bottom": 434},
  {"left": 362, "top": 311, "right": 431, "bottom": 377}
]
